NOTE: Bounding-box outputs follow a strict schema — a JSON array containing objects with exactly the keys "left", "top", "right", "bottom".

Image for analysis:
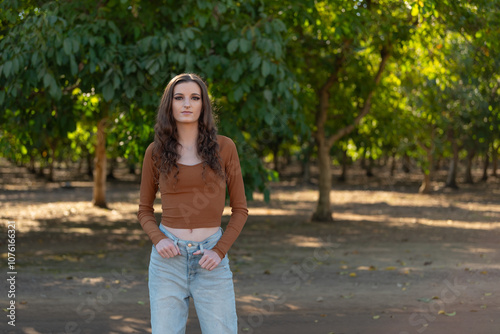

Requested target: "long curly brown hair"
[{"left": 152, "top": 73, "right": 224, "bottom": 185}]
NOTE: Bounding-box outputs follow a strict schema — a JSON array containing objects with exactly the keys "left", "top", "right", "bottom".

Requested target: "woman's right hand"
[{"left": 155, "top": 238, "right": 181, "bottom": 258}]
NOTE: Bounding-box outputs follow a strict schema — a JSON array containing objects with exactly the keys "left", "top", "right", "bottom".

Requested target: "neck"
[{"left": 176, "top": 122, "right": 199, "bottom": 147}]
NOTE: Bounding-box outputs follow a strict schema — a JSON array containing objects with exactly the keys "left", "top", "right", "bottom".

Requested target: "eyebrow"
[{"left": 174, "top": 92, "right": 201, "bottom": 96}]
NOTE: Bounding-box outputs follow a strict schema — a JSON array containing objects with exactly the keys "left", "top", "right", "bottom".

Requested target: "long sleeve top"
[{"left": 137, "top": 135, "right": 248, "bottom": 259}]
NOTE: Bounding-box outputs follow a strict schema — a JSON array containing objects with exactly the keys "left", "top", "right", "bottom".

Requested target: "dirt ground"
[{"left": 1, "top": 157, "right": 499, "bottom": 334}]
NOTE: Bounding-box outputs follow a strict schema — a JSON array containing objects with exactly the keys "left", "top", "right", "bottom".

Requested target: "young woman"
[{"left": 137, "top": 73, "right": 248, "bottom": 334}]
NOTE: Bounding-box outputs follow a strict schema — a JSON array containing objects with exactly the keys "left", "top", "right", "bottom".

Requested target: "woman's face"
[{"left": 172, "top": 81, "right": 203, "bottom": 125}]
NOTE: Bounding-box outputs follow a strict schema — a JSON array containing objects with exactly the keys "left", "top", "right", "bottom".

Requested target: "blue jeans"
[{"left": 148, "top": 224, "right": 237, "bottom": 334}]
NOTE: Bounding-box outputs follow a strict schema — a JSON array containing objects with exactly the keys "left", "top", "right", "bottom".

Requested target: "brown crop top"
[{"left": 137, "top": 135, "right": 248, "bottom": 259}]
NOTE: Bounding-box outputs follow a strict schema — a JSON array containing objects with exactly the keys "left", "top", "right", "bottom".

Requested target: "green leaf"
[
  {"left": 31, "top": 52, "right": 39, "bottom": 66},
  {"left": 70, "top": 55, "right": 78, "bottom": 76},
  {"left": 161, "top": 38, "right": 168, "bottom": 52},
  {"left": 264, "top": 112, "right": 274, "bottom": 125},
  {"left": 194, "top": 39, "right": 202, "bottom": 49},
  {"left": 411, "top": 5, "right": 419, "bottom": 17},
  {"left": 0, "top": 90, "right": 5, "bottom": 106},
  {"left": 148, "top": 62, "right": 160, "bottom": 75},
  {"left": 227, "top": 39, "right": 239, "bottom": 54},
  {"left": 233, "top": 86, "right": 244, "bottom": 102},
  {"left": 263, "top": 188, "right": 270, "bottom": 202},
  {"left": 274, "top": 43, "right": 282, "bottom": 58},
  {"left": 103, "top": 84, "right": 114, "bottom": 101},
  {"left": 125, "top": 86, "right": 136, "bottom": 99},
  {"left": 43, "top": 73, "right": 53, "bottom": 88},
  {"left": 230, "top": 69, "right": 240, "bottom": 82},
  {"left": 185, "top": 29, "right": 195, "bottom": 39},
  {"left": 49, "top": 79, "right": 60, "bottom": 99},
  {"left": 63, "top": 38, "right": 73, "bottom": 55},
  {"left": 239, "top": 39, "right": 252, "bottom": 53},
  {"left": 261, "top": 60, "right": 270, "bottom": 77},
  {"left": 113, "top": 73, "right": 120, "bottom": 89},
  {"left": 250, "top": 54, "right": 261, "bottom": 70},
  {"left": 137, "top": 71, "right": 145, "bottom": 84},
  {"left": 72, "top": 39, "right": 80, "bottom": 53},
  {"left": 263, "top": 89, "right": 272, "bottom": 102},
  {"left": 3, "top": 61, "right": 12, "bottom": 77}
]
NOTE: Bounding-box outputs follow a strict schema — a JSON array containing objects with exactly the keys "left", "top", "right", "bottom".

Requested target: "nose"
[{"left": 184, "top": 98, "right": 191, "bottom": 108}]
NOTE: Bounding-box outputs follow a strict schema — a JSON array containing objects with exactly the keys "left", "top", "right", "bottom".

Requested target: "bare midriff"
[{"left": 164, "top": 226, "right": 220, "bottom": 242}]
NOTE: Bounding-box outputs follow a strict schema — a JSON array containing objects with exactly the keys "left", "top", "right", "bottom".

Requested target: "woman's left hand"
[{"left": 193, "top": 249, "right": 221, "bottom": 271}]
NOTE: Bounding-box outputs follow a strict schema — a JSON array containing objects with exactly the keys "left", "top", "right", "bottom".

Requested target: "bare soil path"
[{"left": 1, "top": 158, "right": 499, "bottom": 334}]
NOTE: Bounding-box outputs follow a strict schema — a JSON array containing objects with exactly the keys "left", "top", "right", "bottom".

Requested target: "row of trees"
[{"left": 1, "top": 0, "right": 499, "bottom": 221}]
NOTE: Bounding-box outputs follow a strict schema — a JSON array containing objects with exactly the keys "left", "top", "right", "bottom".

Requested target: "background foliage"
[{"left": 1, "top": 0, "right": 498, "bottom": 211}]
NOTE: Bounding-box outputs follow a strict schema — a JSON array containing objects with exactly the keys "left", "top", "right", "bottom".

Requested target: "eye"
[
  {"left": 174, "top": 96, "right": 183, "bottom": 100},
  {"left": 192, "top": 96, "right": 200, "bottom": 101}
]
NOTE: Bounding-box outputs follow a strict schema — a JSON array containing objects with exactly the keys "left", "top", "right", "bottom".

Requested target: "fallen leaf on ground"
[
  {"left": 373, "top": 315, "right": 380, "bottom": 319},
  {"left": 385, "top": 266, "right": 396, "bottom": 270},
  {"left": 480, "top": 271, "right": 488, "bottom": 275},
  {"left": 349, "top": 272, "right": 357, "bottom": 277},
  {"left": 341, "top": 293, "right": 354, "bottom": 299},
  {"left": 417, "top": 297, "right": 432, "bottom": 303},
  {"left": 438, "top": 310, "right": 456, "bottom": 316}
]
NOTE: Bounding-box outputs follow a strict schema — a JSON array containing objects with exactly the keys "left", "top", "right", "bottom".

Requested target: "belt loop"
[{"left": 199, "top": 243, "right": 204, "bottom": 254}]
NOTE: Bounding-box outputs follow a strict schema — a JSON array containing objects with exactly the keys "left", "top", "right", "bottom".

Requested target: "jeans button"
[{"left": 187, "top": 243, "right": 192, "bottom": 247}]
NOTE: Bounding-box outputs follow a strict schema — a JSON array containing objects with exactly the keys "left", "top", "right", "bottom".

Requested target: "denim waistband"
[{"left": 159, "top": 223, "right": 223, "bottom": 253}]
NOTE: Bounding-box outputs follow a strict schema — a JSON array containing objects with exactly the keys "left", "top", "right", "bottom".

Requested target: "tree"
[
  {"left": 1, "top": 0, "right": 301, "bottom": 207},
  {"left": 277, "top": 0, "right": 423, "bottom": 221}
]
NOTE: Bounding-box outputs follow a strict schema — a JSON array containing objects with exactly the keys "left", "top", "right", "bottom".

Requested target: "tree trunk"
[
  {"left": 491, "top": 143, "right": 498, "bottom": 177},
  {"left": 360, "top": 149, "right": 367, "bottom": 170},
  {"left": 312, "top": 42, "right": 390, "bottom": 222},
  {"left": 93, "top": 117, "right": 108, "bottom": 208},
  {"left": 419, "top": 147, "right": 433, "bottom": 194},
  {"left": 338, "top": 148, "right": 348, "bottom": 182},
  {"left": 272, "top": 141, "right": 280, "bottom": 174},
  {"left": 390, "top": 151, "right": 397, "bottom": 177},
  {"left": 86, "top": 149, "right": 93, "bottom": 177},
  {"left": 445, "top": 134, "right": 459, "bottom": 189},
  {"left": 481, "top": 151, "right": 489, "bottom": 182},
  {"left": 366, "top": 156, "right": 374, "bottom": 177},
  {"left": 29, "top": 156, "right": 36, "bottom": 173},
  {"left": 301, "top": 140, "right": 313, "bottom": 184},
  {"left": 107, "top": 157, "right": 117, "bottom": 180},
  {"left": 48, "top": 141, "right": 56, "bottom": 182},
  {"left": 464, "top": 148, "right": 475, "bottom": 184},
  {"left": 37, "top": 158, "right": 45, "bottom": 177},
  {"left": 128, "top": 161, "right": 136, "bottom": 175},
  {"left": 312, "top": 141, "right": 333, "bottom": 221},
  {"left": 419, "top": 130, "right": 434, "bottom": 194},
  {"left": 402, "top": 154, "right": 411, "bottom": 173}
]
